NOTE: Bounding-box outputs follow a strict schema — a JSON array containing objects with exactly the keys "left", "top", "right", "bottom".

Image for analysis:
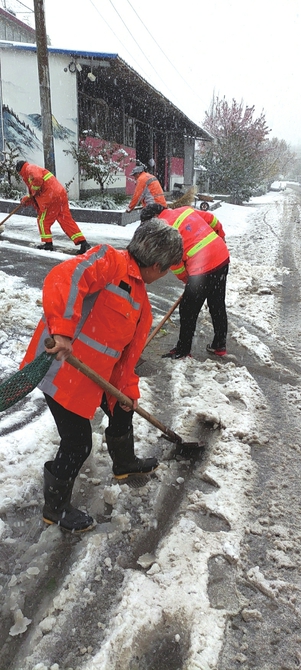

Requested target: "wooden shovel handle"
[
  {"left": 144, "top": 294, "right": 182, "bottom": 348},
  {"left": 65, "top": 353, "right": 184, "bottom": 444},
  {"left": 0, "top": 203, "right": 23, "bottom": 226},
  {"left": 44, "top": 339, "right": 184, "bottom": 444},
  {"left": 67, "top": 353, "right": 133, "bottom": 409}
]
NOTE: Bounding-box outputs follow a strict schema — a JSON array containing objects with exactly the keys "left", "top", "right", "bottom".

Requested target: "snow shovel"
[
  {"left": 0, "top": 202, "right": 23, "bottom": 226},
  {"left": 44, "top": 338, "right": 201, "bottom": 451}
]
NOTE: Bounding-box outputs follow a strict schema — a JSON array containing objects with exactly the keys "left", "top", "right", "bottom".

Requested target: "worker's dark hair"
[
  {"left": 15, "top": 160, "right": 26, "bottom": 173},
  {"left": 127, "top": 218, "right": 182, "bottom": 271},
  {"left": 140, "top": 204, "right": 167, "bottom": 222}
]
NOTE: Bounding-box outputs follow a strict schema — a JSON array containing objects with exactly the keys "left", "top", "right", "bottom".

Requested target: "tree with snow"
[
  {"left": 260, "top": 137, "right": 296, "bottom": 186},
  {"left": 0, "top": 142, "right": 22, "bottom": 198},
  {"left": 199, "top": 97, "right": 270, "bottom": 204},
  {"left": 64, "top": 134, "right": 129, "bottom": 194}
]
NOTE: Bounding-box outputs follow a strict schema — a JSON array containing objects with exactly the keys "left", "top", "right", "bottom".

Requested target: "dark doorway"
[
  {"left": 135, "top": 122, "right": 167, "bottom": 190},
  {"left": 153, "top": 131, "right": 167, "bottom": 190},
  {"left": 135, "top": 121, "right": 151, "bottom": 170}
]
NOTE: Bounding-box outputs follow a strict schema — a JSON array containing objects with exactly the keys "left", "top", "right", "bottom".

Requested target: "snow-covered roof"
[
  {"left": 0, "top": 40, "right": 117, "bottom": 59},
  {"left": 0, "top": 40, "right": 213, "bottom": 141},
  {"left": 0, "top": 8, "right": 35, "bottom": 36}
]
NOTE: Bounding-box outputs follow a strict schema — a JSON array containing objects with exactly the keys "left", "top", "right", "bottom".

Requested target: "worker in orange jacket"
[
  {"left": 126, "top": 164, "right": 167, "bottom": 212},
  {"left": 140, "top": 204, "right": 230, "bottom": 358},
  {"left": 16, "top": 161, "right": 90, "bottom": 254},
  {"left": 20, "top": 219, "right": 183, "bottom": 532}
]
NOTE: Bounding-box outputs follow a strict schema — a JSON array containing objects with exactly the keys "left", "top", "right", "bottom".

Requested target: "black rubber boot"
[
  {"left": 75, "top": 240, "right": 91, "bottom": 255},
  {"left": 43, "top": 461, "right": 94, "bottom": 532},
  {"left": 37, "top": 242, "right": 53, "bottom": 251},
  {"left": 105, "top": 428, "right": 159, "bottom": 480},
  {"left": 162, "top": 347, "right": 192, "bottom": 359}
]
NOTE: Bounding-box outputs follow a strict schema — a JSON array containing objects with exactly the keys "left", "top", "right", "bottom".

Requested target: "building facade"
[
  {"left": 0, "top": 7, "right": 35, "bottom": 43},
  {"left": 0, "top": 41, "right": 212, "bottom": 199}
]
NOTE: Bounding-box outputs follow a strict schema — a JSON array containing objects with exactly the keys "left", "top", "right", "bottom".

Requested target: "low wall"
[
  {"left": 0, "top": 198, "right": 221, "bottom": 227},
  {"left": 0, "top": 200, "right": 140, "bottom": 227}
]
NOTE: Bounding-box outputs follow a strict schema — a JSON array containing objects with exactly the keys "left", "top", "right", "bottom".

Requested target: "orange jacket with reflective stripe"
[
  {"left": 19, "top": 162, "right": 65, "bottom": 209},
  {"left": 20, "top": 246, "right": 152, "bottom": 419},
  {"left": 199, "top": 211, "right": 226, "bottom": 239},
  {"left": 128, "top": 171, "right": 167, "bottom": 210},
  {"left": 158, "top": 207, "right": 229, "bottom": 281}
]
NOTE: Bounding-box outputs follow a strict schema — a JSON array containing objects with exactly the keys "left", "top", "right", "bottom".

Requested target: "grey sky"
[{"left": 5, "top": 0, "right": 301, "bottom": 146}]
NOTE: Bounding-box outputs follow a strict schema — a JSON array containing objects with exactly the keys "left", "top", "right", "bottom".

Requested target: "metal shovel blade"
[{"left": 159, "top": 433, "right": 204, "bottom": 459}]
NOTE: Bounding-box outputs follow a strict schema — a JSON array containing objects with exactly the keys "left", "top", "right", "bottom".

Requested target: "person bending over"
[
  {"left": 16, "top": 160, "right": 91, "bottom": 254},
  {"left": 140, "top": 203, "right": 230, "bottom": 359},
  {"left": 20, "top": 218, "right": 183, "bottom": 532}
]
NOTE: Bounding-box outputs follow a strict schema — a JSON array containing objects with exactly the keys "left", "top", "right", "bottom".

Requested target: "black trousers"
[
  {"left": 44, "top": 393, "right": 134, "bottom": 481},
  {"left": 177, "top": 263, "right": 229, "bottom": 355}
]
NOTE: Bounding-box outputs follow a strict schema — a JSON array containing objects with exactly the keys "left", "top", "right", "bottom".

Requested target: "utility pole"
[{"left": 33, "top": 0, "right": 56, "bottom": 174}]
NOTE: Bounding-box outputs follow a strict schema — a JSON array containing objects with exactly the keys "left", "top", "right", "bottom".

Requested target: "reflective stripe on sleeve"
[
  {"left": 43, "top": 172, "right": 53, "bottom": 182},
  {"left": 63, "top": 245, "right": 108, "bottom": 319},
  {"left": 172, "top": 265, "right": 185, "bottom": 275}
]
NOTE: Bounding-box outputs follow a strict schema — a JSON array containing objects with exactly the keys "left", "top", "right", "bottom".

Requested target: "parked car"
[{"left": 269, "top": 181, "right": 286, "bottom": 192}]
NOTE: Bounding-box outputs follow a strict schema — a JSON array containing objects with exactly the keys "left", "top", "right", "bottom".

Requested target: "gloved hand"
[
  {"left": 21, "top": 195, "right": 33, "bottom": 206},
  {"left": 125, "top": 206, "right": 131, "bottom": 213}
]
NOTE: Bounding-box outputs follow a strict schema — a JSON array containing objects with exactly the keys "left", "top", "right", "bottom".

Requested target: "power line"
[
  {"left": 107, "top": 0, "right": 186, "bottom": 102},
  {"left": 1, "top": 0, "right": 34, "bottom": 13},
  {"left": 125, "top": 0, "right": 207, "bottom": 107},
  {"left": 89, "top": 0, "right": 200, "bottom": 116},
  {"left": 14, "top": 0, "right": 34, "bottom": 12},
  {"left": 88, "top": 0, "right": 157, "bottom": 84}
]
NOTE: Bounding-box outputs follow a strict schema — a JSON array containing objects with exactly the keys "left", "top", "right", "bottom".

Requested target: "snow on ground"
[{"left": 0, "top": 190, "right": 293, "bottom": 668}]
